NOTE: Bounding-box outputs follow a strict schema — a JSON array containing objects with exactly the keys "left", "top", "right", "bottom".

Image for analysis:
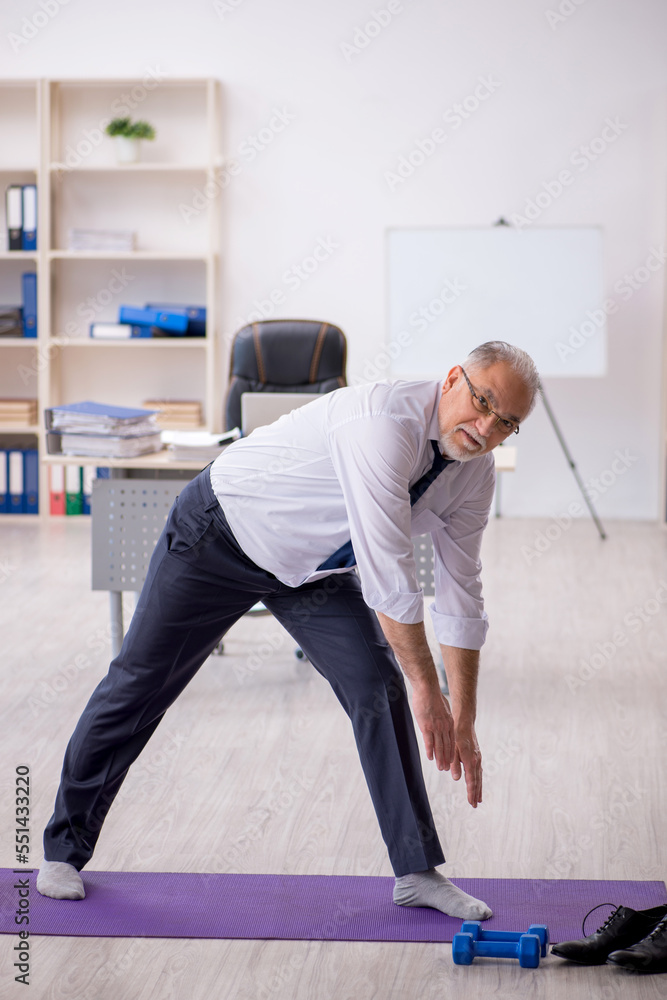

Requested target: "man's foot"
[
  {"left": 36, "top": 861, "right": 85, "bottom": 900},
  {"left": 393, "top": 868, "right": 492, "bottom": 919}
]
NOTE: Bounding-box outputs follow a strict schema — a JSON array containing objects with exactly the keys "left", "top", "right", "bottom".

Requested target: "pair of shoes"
[
  {"left": 551, "top": 903, "right": 667, "bottom": 966},
  {"left": 607, "top": 914, "right": 667, "bottom": 973}
]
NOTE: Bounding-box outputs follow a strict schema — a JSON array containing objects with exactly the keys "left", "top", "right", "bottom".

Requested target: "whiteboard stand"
[{"left": 539, "top": 383, "right": 607, "bottom": 540}]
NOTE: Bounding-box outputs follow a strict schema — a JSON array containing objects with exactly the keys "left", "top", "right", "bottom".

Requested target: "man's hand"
[
  {"left": 410, "top": 683, "right": 455, "bottom": 771},
  {"left": 451, "top": 721, "right": 483, "bottom": 808},
  {"left": 411, "top": 687, "right": 483, "bottom": 806},
  {"left": 375, "top": 615, "right": 484, "bottom": 808}
]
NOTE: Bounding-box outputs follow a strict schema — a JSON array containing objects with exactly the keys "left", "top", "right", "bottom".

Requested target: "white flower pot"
[{"left": 114, "top": 136, "right": 140, "bottom": 164}]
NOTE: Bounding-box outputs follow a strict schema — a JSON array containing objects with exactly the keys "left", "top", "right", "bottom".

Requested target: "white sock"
[
  {"left": 393, "top": 868, "right": 492, "bottom": 920},
  {"left": 36, "top": 861, "right": 85, "bottom": 900}
]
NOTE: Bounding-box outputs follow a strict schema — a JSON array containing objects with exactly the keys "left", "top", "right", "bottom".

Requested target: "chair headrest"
[{"left": 230, "top": 320, "right": 346, "bottom": 386}]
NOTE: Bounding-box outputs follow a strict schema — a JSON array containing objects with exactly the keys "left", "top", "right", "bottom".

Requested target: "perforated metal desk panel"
[{"left": 92, "top": 479, "right": 183, "bottom": 592}]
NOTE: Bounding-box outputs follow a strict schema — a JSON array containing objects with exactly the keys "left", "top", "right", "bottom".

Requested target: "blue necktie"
[{"left": 318, "top": 440, "right": 453, "bottom": 571}]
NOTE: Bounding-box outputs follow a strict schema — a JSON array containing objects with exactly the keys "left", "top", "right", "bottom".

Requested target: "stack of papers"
[
  {"left": 162, "top": 428, "right": 241, "bottom": 462},
  {"left": 46, "top": 401, "right": 163, "bottom": 458},
  {"left": 47, "top": 401, "right": 158, "bottom": 436},
  {"left": 58, "top": 434, "right": 162, "bottom": 458},
  {"left": 67, "top": 228, "right": 136, "bottom": 252}
]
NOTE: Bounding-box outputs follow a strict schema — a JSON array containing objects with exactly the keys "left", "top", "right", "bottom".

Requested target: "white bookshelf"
[
  {"left": 0, "top": 77, "right": 222, "bottom": 518},
  {"left": 0, "top": 80, "right": 41, "bottom": 514}
]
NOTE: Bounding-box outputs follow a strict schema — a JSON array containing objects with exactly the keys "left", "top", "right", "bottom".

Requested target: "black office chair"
[{"left": 225, "top": 318, "right": 347, "bottom": 431}]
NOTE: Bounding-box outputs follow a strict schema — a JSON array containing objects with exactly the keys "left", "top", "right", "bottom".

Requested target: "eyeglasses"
[{"left": 460, "top": 367, "right": 520, "bottom": 435}]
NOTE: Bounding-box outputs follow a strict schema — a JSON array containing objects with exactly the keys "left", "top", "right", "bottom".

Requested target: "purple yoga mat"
[{"left": 1, "top": 870, "right": 665, "bottom": 943}]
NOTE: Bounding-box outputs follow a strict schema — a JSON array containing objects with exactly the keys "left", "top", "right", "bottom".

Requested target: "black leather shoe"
[
  {"left": 551, "top": 905, "right": 667, "bottom": 965},
  {"left": 607, "top": 915, "right": 667, "bottom": 973}
]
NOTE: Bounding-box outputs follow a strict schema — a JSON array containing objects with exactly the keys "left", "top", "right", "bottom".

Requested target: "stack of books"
[
  {"left": 45, "top": 401, "right": 163, "bottom": 459},
  {"left": 162, "top": 428, "right": 241, "bottom": 463},
  {"left": 67, "top": 228, "right": 136, "bottom": 252},
  {"left": 0, "top": 398, "right": 38, "bottom": 425},
  {"left": 142, "top": 399, "right": 203, "bottom": 428}
]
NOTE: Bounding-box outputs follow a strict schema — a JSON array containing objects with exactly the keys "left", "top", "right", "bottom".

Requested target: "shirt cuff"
[
  {"left": 368, "top": 591, "right": 425, "bottom": 625},
  {"left": 428, "top": 603, "right": 489, "bottom": 650}
]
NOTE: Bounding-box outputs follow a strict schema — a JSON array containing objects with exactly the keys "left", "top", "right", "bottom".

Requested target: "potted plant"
[{"left": 105, "top": 117, "right": 157, "bottom": 164}]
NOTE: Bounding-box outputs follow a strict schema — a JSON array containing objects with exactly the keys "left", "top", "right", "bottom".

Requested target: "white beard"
[{"left": 440, "top": 424, "right": 487, "bottom": 462}]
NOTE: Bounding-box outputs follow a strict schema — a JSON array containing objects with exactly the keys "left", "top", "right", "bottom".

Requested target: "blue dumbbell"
[
  {"left": 452, "top": 930, "right": 541, "bottom": 968},
  {"left": 460, "top": 920, "right": 550, "bottom": 958}
]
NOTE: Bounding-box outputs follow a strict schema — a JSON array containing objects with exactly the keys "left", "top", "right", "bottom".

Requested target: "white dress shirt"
[{"left": 210, "top": 379, "right": 495, "bottom": 650}]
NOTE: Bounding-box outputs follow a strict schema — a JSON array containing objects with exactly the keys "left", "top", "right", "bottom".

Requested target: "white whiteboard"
[{"left": 387, "top": 227, "right": 606, "bottom": 378}]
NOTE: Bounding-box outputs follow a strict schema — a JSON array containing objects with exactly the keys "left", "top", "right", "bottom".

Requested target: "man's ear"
[{"left": 441, "top": 365, "right": 461, "bottom": 394}]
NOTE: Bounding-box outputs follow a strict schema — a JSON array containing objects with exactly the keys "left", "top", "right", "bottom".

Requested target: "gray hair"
[{"left": 462, "top": 341, "right": 541, "bottom": 416}]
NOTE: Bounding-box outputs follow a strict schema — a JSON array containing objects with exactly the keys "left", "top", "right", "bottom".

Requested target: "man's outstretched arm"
[{"left": 377, "top": 613, "right": 483, "bottom": 807}]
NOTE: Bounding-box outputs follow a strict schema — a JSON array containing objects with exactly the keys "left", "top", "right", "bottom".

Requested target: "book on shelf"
[
  {"left": 67, "top": 228, "right": 136, "bottom": 252},
  {"left": 142, "top": 399, "right": 203, "bottom": 428},
  {"left": 21, "top": 272, "right": 37, "bottom": 337},
  {"left": 0, "top": 398, "right": 38, "bottom": 425}
]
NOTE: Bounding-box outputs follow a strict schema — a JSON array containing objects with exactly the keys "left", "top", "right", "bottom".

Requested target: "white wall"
[{"left": 4, "top": 0, "right": 666, "bottom": 518}]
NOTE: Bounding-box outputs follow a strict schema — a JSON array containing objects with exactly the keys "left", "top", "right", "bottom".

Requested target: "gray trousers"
[{"left": 43, "top": 468, "right": 445, "bottom": 876}]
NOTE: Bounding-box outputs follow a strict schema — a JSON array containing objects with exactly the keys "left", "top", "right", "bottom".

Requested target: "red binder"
[{"left": 49, "top": 464, "right": 65, "bottom": 515}]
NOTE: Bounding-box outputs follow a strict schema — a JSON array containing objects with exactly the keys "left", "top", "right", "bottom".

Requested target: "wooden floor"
[{"left": 1, "top": 515, "right": 666, "bottom": 999}]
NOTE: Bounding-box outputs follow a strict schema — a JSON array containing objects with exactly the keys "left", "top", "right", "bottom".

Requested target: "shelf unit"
[{"left": 0, "top": 77, "right": 222, "bottom": 517}]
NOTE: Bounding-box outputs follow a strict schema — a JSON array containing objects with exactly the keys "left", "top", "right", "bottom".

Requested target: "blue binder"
[
  {"left": 46, "top": 400, "right": 158, "bottom": 424},
  {"left": 21, "top": 273, "right": 37, "bottom": 338},
  {"left": 8, "top": 450, "right": 24, "bottom": 513},
  {"left": 81, "top": 465, "right": 94, "bottom": 515},
  {"left": 145, "top": 303, "right": 206, "bottom": 336},
  {"left": 0, "top": 450, "right": 8, "bottom": 514},
  {"left": 118, "top": 306, "right": 189, "bottom": 334},
  {"left": 21, "top": 184, "right": 37, "bottom": 251},
  {"left": 23, "top": 448, "right": 38, "bottom": 514}
]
